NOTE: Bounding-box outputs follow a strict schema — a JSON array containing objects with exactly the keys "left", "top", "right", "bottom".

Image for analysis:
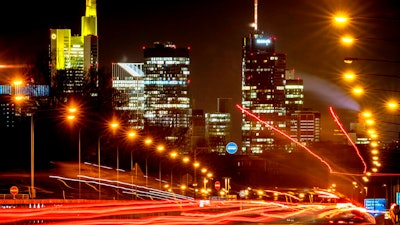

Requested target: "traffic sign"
[
  {"left": 10, "top": 186, "right": 18, "bottom": 195},
  {"left": 226, "top": 142, "right": 238, "bottom": 154},
  {"left": 214, "top": 181, "right": 221, "bottom": 190},
  {"left": 239, "top": 190, "right": 246, "bottom": 198}
]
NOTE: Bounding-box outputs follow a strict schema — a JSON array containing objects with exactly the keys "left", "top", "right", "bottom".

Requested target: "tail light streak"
[
  {"left": 236, "top": 104, "right": 333, "bottom": 173},
  {"left": 328, "top": 106, "right": 367, "bottom": 174}
]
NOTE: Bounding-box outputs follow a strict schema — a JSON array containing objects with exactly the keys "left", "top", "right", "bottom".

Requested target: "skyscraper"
[
  {"left": 142, "top": 42, "right": 191, "bottom": 151},
  {"left": 289, "top": 110, "right": 321, "bottom": 144},
  {"left": 241, "top": 1, "right": 287, "bottom": 154},
  {"left": 49, "top": 0, "right": 98, "bottom": 101},
  {"left": 205, "top": 98, "right": 232, "bottom": 155},
  {"left": 112, "top": 63, "right": 145, "bottom": 130}
]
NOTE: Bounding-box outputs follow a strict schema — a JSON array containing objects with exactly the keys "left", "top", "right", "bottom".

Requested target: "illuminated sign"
[
  {"left": 364, "top": 198, "right": 386, "bottom": 216},
  {"left": 256, "top": 39, "right": 271, "bottom": 45}
]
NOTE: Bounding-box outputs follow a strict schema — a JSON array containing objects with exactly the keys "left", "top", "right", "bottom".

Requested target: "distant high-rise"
[
  {"left": 112, "top": 63, "right": 145, "bottom": 130},
  {"left": 142, "top": 42, "right": 191, "bottom": 151},
  {"left": 206, "top": 98, "right": 232, "bottom": 155},
  {"left": 285, "top": 78, "right": 304, "bottom": 116},
  {"left": 49, "top": 0, "right": 98, "bottom": 101},
  {"left": 289, "top": 110, "right": 321, "bottom": 144},
  {"left": 241, "top": 2, "right": 287, "bottom": 154}
]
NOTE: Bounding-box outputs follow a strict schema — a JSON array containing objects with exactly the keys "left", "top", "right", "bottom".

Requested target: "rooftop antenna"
[{"left": 254, "top": 0, "right": 258, "bottom": 31}]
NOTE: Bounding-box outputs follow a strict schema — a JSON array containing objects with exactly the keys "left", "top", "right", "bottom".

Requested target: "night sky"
[{"left": 1, "top": 0, "right": 400, "bottom": 143}]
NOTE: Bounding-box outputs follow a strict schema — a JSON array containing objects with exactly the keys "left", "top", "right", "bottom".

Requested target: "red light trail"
[
  {"left": 328, "top": 106, "right": 367, "bottom": 174},
  {"left": 0, "top": 200, "right": 350, "bottom": 225},
  {"left": 236, "top": 104, "right": 333, "bottom": 173}
]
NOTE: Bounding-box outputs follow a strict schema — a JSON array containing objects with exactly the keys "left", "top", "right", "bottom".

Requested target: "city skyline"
[{"left": 1, "top": 0, "right": 400, "bottom": 142}]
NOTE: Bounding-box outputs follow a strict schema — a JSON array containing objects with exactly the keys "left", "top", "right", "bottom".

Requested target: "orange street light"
[
  {"left": 341, "top": 35, "right": 355, "bottom": 45},
  {"left": 144, "top": 137, "right": 153, "bottom": 186},
  {"left": 333, "top": 13, "right": 349, "bottom": 27},
  {"left": 352, "top": 87, "right": 364, "bottom": 95},
  {"left": 343, "top": 72, "right": 356, "bottom": 81},
  {"left": 13, "top": 80, "right": 23, "bottom": 86},
  {"left": 66, "top": 105, "right": 82, "bottom": 198},
  {"left": 386, "top": 101, "right": 398, "bottom": 111}
]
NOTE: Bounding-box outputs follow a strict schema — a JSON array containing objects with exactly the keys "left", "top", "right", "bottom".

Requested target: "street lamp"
[
  {"left": 110, "top": 121, "right": 120, "bottom": 199},
  {"left": 144, "top": 137, "right": 153, "bottom": 187},
  {"left": 126, "top": 130, "right": 137, "bottom": 199},
  {"left": 66, "top": 105, "right": 81, "bottom": 199},
  {"left": 156, "top": 145, "right": 165, "bottom": 189},
  {"left": 97, "top": 120, "right": 120, "bottom": 200},
  {"left": 98, "top": 135, "right": 102, "bottom": 200},
  {"left": 127, "top": 130, "right": 137, "bottom": 179},
  {"left": 169, "top": 151, "right": 178, "bottom": 189},
  {"left": 193, "top": 161, "right": 200, "bottom": 198}
]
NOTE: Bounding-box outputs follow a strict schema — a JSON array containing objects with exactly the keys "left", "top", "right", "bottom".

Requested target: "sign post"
[
  {"left": 226, "top": 142, "right": 238, "bottom": 154},
  {"left": 215, "top": 181, "right": 221, "bottom": 191},
  {"left": 10, "top": 186, "right": 18, "bottom": 199}
]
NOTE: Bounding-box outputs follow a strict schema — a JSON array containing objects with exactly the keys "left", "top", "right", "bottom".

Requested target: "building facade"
[
  {"left": 289, "top": 110, "right": 321, "bottom": 144},
  {"left": 285, "top": 78, "right": 304, "bottom": 116},
  {"left": 142, "top": 42, "right": 191, "bottom": 151},
  {"left": 241, "top": 31, "right": 287, "bottom": 154},
  {"left": 49, "top": 0, "right": 98, "bottom": 101},
  {"left": 205, "top": 98, "right": 233, "bottom": 155},
  {"left": 112, "top": 63, "right": 145, "bottom": 130}
]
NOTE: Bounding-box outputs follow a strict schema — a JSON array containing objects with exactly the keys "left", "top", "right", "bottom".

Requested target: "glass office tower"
[
  {"left": 241, "top": 32, "right": 287, "bottom": 154},
  {"left": 143, "top": 42, "right": 191, "bottom": 150},
  {"left": 112, "top": 63, "right": 145, "bottom": 130}
]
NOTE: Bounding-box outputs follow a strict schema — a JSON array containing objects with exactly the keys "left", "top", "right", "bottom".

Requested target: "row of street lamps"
[
  {"left": 11, "top": 89, "right": 215, "bottom": 199},
  {"left": 333, "top": 12, "right": 399, "bottom": 189},
  {"left": 63, "top": 104, "right": 214, "bottom": 199}
]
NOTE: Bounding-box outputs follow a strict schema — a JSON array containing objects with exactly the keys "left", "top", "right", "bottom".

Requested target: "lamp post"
[
  {"left": 66, "top": 105, "right": 81, "bottom": 199},
  {"left": 169, "top": 151, "right": 178, "bottom": 189},
  {"left": 110, "top": 121, "right": 119, "bottom": 194},
  {"left": 193, "top": 161, "right": 200, "bottom": 198},
  {"left": 30, "top": 115, "right": 35, "bottom": 199},
  {"left": 156, "top": 145, "right": 165, "bottom": 189},
  {"left": 144, "top": 138, "right": 153, "bottom": 187},
  {"left": 11, "top": 80, "right": 37, "bottom": 199},
  {"left": 127, "top": 130, "right": 137, "bottom": 198},
  {"left": 98, "top": 135, "right": 102, "bottom": 200}
]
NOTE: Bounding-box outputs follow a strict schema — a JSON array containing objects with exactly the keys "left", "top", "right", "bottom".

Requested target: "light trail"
[
  {"left": 0, "top": 64, "right": 31, "bottom": 69},
  {"left": 328, "top": 106, "right": 368, "bottom": 174},
  {"left": 49, "top": 175, "right": 193, "bottom": 200},
  {"left": 0, "top": 200, "right": 345, "bottom": 225},
  {"left": 236, "top": 104, "right": 333, "bottom": 173}
]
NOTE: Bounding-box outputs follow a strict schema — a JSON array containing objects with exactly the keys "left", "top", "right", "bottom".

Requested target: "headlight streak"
[
  {"left": 262, "top": 190, "right": 301, "bottom": 201},
  {"left": 328, "top": 106, "right": 368, "bottom": 174},
  {"left": 49, "top": 175, "right": 193, "bottom": 201},
  {"left": 236, "top": 104, "right": 333, "bottom": 173}
]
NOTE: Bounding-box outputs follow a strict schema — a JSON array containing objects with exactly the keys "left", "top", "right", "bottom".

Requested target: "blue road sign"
[
  {"left": 226, "top": 142, "right": 238, "bottom": 154},
  {"left": 364, "top": 198, "right": 387, "bottom": 216}
]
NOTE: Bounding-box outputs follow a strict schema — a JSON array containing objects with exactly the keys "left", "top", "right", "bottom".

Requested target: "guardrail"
[{"left": 1, "top": 194, "right": 30, "bottom": 200}]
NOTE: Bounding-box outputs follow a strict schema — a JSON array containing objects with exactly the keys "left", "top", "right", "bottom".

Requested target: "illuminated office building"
[
  {"left": 191, "top": 109, "right": 207, "bottom": 154},
  {"left": 205, "top": 98, "right": 232, "bottom": 155},
  {"left": 49, "top": 0, "right": 98, "bottom": 100},
  {"left": 112, "top": 63, "right": 145, "bottom": 130},
  {"left": 285, "top": 78, "right": 304, "bottom": 117},
  {"left": 142, "top": 42, "right": 191, "bottom": 150},
  {"left": 241, "top": 27, "right": 287, "bottom": 153},
  {"left": 289, "top": 110, "right": 321, "bottom": 144},
  {"left": 0, "top": 84, "right": 50, "bottom": 128},
  {"left": 0, "top": 95, "right": 16, "bottom": 129}
]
